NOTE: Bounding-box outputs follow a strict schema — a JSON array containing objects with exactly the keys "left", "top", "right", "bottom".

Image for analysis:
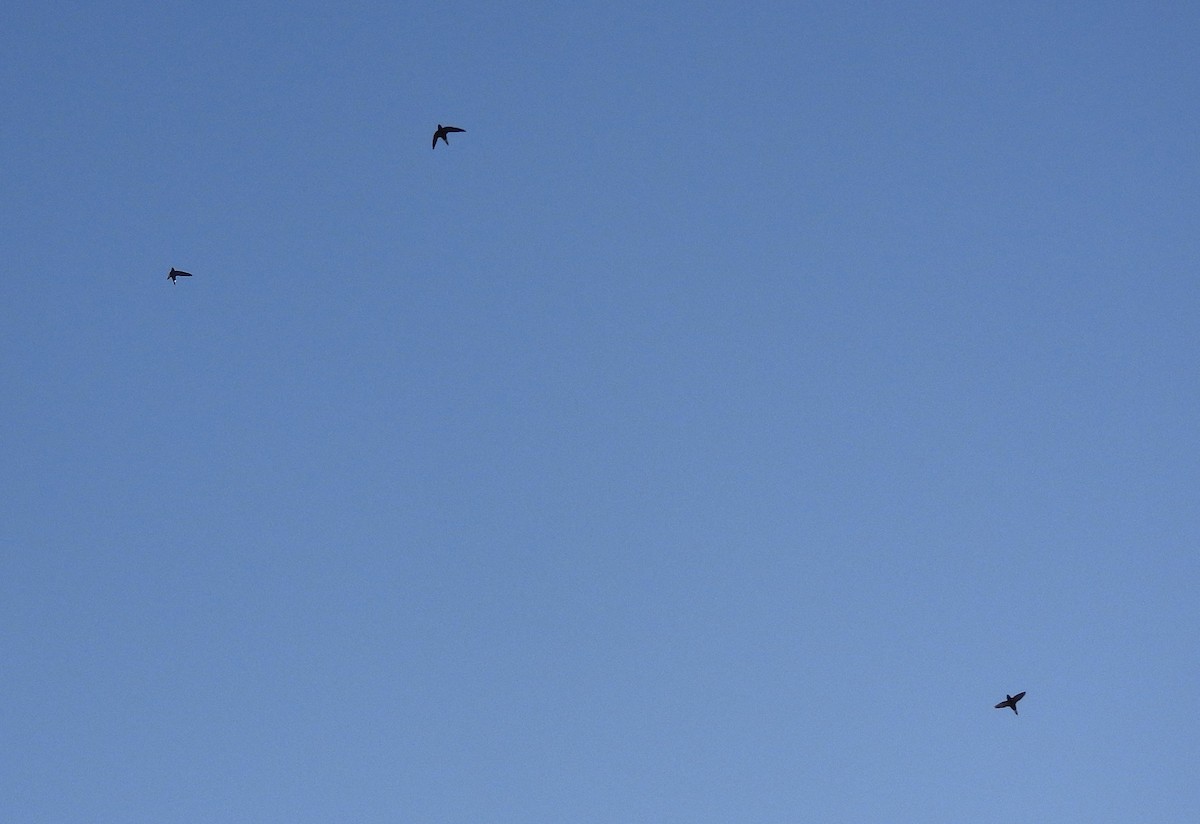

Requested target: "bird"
[
  {"left": 994, "top": 691, "right": 1026, "bottom": 715},
  {"left": 167, "top": 268, "right": 193, "bottom": 284},
  {"left": 432, "top": 124, "right": 465, "bottom": 149}
]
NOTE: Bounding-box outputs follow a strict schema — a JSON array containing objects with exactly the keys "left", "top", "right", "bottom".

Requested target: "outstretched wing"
[
  {"left": 432, "top": 131, "right": 440, "bottom": 149},
  {"left": 1011, "top": 691, "right": 1026, "bottom": 703},
  {"left": 443, "top": 126, "right": 465, "bottom": 134},
  {"left": 175, "top": 270, "right": 193, "bottom": 277},
  {"left": 994, "top": 700, "right": 1009, "bottom": 709}
]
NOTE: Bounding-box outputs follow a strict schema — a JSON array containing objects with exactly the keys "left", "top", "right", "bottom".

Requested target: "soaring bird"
[
  {"left": 168, "top": 268, "right": 193, "bottom": 284},
  {"left": 994, "top": 691, "right": 1026, "bottom": 715},
  {"left": 432, "top": 124, "right": 465, "bottom": 149}
]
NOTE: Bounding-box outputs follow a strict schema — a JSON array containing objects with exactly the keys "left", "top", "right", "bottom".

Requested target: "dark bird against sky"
[
  {"left": 994, "top": 691, "right": 1026, "bottom": 715},
  {"left": 432, "top": 124, "right": 465, "bottom": 149},
  {"left": 167, "top": 268, "right": 193, "bottom": 284}
]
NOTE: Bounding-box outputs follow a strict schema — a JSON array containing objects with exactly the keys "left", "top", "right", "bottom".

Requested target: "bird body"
[
  {"left": 994, "top": 691, "right": 1026, "bottom": 715},
  {"left": 432, "top": 124, "right": 465, "bottom": 149},
  {"left": 168, "top": 268, "right": 193, "bottom": 284}
]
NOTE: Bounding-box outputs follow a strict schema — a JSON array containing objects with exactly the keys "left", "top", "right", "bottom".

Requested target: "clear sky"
[{"left": 3, "top": 1, "right": 1198, "bottom": 821}]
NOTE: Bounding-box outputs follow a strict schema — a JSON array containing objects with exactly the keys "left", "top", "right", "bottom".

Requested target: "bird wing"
[
  {"left": 176, "top": 270, "right": 193, "bottom": 277},
  {"left": 994, "top": 700, "right": 1009, "bottom": 709},
  {"left": 432, "top": 132, "right": 440, "bottom": 149},
  {"left": 1012, "top": 691, "right": 1026, "bottom": 702},
  {"left": 444, "top": 126, "right": 465, "bottom": 133}
]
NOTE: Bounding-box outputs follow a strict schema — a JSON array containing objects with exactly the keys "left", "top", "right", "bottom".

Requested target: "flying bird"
[
  {"left": 432, "top": 124, "right": 465, "bottom": 149},
  {"left": 994, "top": 691, "right": 1026, "bottom": 715},
  {"left": 167, "top": 268, "right": 193, "bottom": 284}
]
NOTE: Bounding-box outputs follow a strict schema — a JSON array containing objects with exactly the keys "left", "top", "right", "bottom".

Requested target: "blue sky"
[{"left": 3, "top": 1, "right": 1198, "bottom": 821}]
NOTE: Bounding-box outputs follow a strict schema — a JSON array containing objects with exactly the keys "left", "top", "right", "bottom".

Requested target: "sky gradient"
[{"left": 3, "top": 2, "right": 1198, "bottom": 821}]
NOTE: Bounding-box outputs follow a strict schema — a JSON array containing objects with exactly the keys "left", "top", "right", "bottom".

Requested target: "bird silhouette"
[
  {"left": 167, "top": 268, "right": 193, "bottom": 284},
  {"left": 432, "top": 124, "right": 465, "bottom": 149},
  {"left": 994, "top": 691, "right": 1026, "bottom": 715}
]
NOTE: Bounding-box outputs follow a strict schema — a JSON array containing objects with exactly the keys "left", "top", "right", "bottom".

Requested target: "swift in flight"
[
  {"left": 994, "top": 691, "right": 1026, "bottom": 715},
  {"left": 432, "top": 124, "right": 465, "bottom": 149},
  {"left": 168, "top": 268, "right": 193, "bottom": 284}
]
